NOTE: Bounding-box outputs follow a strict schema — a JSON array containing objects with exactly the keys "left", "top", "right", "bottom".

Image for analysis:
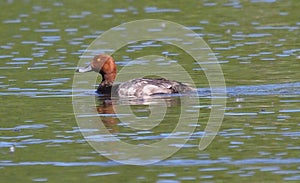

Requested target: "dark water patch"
[{"left": 226, "top": 82, "right": 300, "bottom": 96}]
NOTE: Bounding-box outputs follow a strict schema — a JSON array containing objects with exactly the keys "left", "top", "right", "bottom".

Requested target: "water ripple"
[{"left": 2, "top": 158, "right": 300, "bottom": 167}]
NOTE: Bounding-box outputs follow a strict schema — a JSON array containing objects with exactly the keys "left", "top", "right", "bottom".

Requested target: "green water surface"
[{"left": 1, "top": 0, "right": 300, "bottom": 182}]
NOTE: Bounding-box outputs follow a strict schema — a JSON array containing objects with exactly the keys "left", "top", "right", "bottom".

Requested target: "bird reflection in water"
[{"left": 95, "top": 95, "right": 181, "bottom": 133}]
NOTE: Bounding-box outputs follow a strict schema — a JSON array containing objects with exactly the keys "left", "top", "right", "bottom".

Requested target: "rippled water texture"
[{"left": 1, "top": 0, "right": 300, "bottom": 182}]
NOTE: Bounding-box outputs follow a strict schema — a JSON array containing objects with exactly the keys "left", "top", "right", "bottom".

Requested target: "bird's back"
[{"left": 115, "top": 78, "right": 195, "bottom": 98}]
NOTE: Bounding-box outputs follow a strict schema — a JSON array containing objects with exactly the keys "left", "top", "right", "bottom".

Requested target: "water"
[{"left": 1, "top": 0, "right": 300, "bottom": 182}]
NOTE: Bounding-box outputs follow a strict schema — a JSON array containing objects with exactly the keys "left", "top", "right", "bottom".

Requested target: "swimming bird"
[{"left": 76, "top": 54, "right": 195, "bottom": 97}]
